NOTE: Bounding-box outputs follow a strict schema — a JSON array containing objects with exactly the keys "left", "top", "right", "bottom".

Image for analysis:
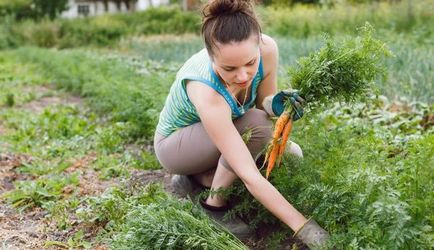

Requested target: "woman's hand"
[{"left": 262, "top": 89, "right": 305, "bottom": 120}]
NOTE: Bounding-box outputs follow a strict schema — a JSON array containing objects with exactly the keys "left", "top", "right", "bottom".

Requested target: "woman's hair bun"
[
  {"left": 205, "top": 0, "right": 253, "bottom": 17},
  {"left": 201, "top": 0, "right": 261, "bottom": 55}
]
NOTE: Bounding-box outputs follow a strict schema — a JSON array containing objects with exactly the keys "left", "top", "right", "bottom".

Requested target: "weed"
[
  {"left": 5, "top": 93, "right": 14, "bottom": 107},
  {"left": 3, "top": 173, "right": 79, "bottom": 211}
]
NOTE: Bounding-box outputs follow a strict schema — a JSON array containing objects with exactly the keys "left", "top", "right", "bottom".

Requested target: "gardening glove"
[
  {"left": 262, "top": 89, "right": 305, "bottom": 120},
  {"left": 294, "top": 218, "right": 330, "bottom": 249}
]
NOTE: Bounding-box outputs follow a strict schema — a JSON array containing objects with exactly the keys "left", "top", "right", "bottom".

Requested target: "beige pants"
[{"left": 154, "top": 108, "right": 273, "bottom": 175}]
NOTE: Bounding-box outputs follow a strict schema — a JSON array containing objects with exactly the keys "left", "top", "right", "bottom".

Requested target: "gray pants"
[{"left": 154, "top": 108, "right": 272, "bottom": 175}]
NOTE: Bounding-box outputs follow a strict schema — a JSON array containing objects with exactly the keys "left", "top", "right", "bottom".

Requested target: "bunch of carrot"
[{"left": 262, "top": 110, "right": 294, "bottom": 179}]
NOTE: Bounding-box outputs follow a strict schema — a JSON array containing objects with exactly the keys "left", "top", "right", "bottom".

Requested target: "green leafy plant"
[
  {"left": 111, "top": 203, "right": 248, "bottom": 250},
  {"left": 45, "top": 230, "right": 92, "bottom": 249},
  {"left": 2, "top": 174, "right": 79, "bottom": 211},
  {"left": 265, "top": 24, "right": 392, "bottom": 178},
  {"left": 110, "top": 187, "right": 247, "bottom": 249},
  {"left": 288, "top": 23, "right": 391, "bottom": 109}
]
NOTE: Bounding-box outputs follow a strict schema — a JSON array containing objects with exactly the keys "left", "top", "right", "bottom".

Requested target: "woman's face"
[{"left": 211, "top": 34, "right": 260, "bottom": 90}]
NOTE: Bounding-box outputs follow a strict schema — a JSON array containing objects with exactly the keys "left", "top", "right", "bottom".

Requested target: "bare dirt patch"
[
  {"left": 0, "top": 153, "right": 33, "bottom": 194},
  {"left": 0, "top": 202, "right": 52, "bottom": 250},
  {"left": 128, "top": 169, "right": 172, "bottom": 193},
  {"left": 64, "top": 153, "right": 119, "bottom": 197},
  {"left": 20, "top": 85, "right": 82, "bottom": 114},
  {"left": 22, "top": 95, "right": 82, "bottom": 114}
]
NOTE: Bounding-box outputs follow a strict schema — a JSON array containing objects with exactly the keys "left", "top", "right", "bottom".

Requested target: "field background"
[{"left": 0, "top": 0, "right": 433, "bottom": 249}]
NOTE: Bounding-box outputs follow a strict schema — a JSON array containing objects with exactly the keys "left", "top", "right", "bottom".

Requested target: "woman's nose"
[{"left": 236, "top": 69, "right": 248, "bottom": 82}]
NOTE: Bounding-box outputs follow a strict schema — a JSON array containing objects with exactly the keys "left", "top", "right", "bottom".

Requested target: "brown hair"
[{"left": 201, "top": 0, "right": 262, "bottom": 56}]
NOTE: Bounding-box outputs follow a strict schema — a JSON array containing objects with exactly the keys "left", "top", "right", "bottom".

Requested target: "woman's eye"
[
  {"left": 247, "top": 60, "right": 256, "bottom": 66},
  {"left": 224, "top": 68, "right": 235, "bottom": 72}
]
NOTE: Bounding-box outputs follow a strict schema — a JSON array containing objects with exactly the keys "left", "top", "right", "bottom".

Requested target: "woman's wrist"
[{"left": 262, "top": 95, "right": 277, "bottom": 116}]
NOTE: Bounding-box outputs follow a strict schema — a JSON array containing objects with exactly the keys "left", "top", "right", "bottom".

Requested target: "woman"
[{"left": 154, "top": 0, "right": 329, "bottom": 247}]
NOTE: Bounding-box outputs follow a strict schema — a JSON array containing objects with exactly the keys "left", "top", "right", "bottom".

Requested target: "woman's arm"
[{"left": 186, "top": 81, "right": 307, "bottom": 232}]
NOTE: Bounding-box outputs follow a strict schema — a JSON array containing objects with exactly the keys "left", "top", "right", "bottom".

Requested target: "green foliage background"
[{"left": 0, "top": 0, "right": 68, "bottom": 20}]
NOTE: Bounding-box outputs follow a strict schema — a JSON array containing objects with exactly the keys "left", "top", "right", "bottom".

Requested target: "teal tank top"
[{"left": 156, "top": 48, "right": 264, "bottom": 137}]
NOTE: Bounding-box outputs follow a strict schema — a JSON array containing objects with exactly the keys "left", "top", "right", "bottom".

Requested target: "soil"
[
  {"left": 22, "top": 96, "right": 82, "bottom": 114},
  {"left": 0, "top": 153, "right": 50, "bottom": 249}
]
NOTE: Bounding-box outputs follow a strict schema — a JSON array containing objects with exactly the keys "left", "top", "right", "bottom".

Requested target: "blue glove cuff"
[
  {"left": 271, "top": 90, "right": 304, "bottom": 120},
  {"left": 271, "top": 92, "right": 286, "bottom": 116}
]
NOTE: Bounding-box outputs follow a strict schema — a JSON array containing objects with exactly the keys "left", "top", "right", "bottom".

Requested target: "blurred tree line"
[
  {"left": 260, "top": 0, "right": 405, "bottom": 6},
  {"left": 0, "top": 0, "right": 139, "bottom": 20},
  {"left": 0, "top": 0, "right": 68, "bottom": 20},
  {"left": 1, "top": 0, "right": 412, "bottom": 20}
]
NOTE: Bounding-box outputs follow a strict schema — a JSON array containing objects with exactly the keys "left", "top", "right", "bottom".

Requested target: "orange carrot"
[
  {"left": 263, "top": 111, "right": 291, "bottom": 178},
  {"left": 277, "top": 118, "right": 293, "bottom": 162},
  {"left": 261, "top": 144, "right": 271, "bottom": 169},
  {"left": 272, "top": 111, "right": 290, "bottom": 142},
  {"left": 266, "top": 143, "right": 280, "bottom": 179}
]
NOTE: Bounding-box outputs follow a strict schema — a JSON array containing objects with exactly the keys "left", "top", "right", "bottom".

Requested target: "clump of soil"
[{"left": 0, "top": 153, "right": 33, "bottom": 193}]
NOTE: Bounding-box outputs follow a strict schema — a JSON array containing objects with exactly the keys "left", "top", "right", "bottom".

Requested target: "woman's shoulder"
[
  {"left": 186, "top": 80, "right": 229, "bottom": 111},
  {"left": 260, "top": 34, "right": 278, "bottom": 77},
  {"left": 260, "top": 34, "right": 278, "bottom": 60},
  {"left": 177, "top": 48, "right": 210, "bottom": 77}
]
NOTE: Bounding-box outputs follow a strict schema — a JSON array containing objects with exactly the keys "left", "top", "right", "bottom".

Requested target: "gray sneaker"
[
  {"left": 200, "top": 199, "right": 253, "bottom": 240},
  {"left": 171, "top": 175, "right": 203, "bottom": 198}
]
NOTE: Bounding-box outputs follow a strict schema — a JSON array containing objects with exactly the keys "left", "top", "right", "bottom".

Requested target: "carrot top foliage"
[{"left": 289, "top": 23, "right": 392, "bottom": 109}]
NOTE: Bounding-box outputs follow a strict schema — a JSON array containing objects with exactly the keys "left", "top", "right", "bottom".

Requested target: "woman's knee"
[
  {"left": 246, "top": 109, "right": 272, "bottom": 135},
  {"left": 238, "top": 109, "right": 272, "bottom": 144}
]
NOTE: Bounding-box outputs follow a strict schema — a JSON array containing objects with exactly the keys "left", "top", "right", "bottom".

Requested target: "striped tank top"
[{"left": 156, "top": 48, "right": 264, "bottom": 137}]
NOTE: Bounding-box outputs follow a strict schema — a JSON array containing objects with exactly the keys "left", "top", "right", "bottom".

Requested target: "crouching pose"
[{"left": 154, "top": 0, "right": 329, "bottom": 247}]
